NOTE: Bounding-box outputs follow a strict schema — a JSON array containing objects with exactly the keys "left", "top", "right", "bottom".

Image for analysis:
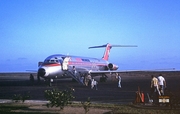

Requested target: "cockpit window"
[{"left": 44, "top": 58, "right": 59, "bottom": 64}]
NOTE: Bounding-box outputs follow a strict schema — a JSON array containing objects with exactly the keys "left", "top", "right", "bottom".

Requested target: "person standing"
[
  {"left": 158, "top": 74, "right": 166, "bottom": 95},
  {"left": 91, "top": 78, "right": 95, "bottom": 89},
  {"left": 116, "top": 73, "right": 121, "bottom": 88},
  {"left": 29, "top": 74, "right": 34, "bottom": 85},
  {"left": 86, "top": 73, "right": 92, "bottom": 86},
  {"left": 93, "top": 80, "right": 98, "bottom": 90}
]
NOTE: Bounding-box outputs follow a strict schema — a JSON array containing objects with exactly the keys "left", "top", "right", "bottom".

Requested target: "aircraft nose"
[{"left": 38, "top": 68, "right": 46, "bottom": 77}]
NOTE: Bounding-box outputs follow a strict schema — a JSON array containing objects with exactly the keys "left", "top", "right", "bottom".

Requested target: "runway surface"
[{"left": 0, "top": 71, "right": 180, "bottom": 104}]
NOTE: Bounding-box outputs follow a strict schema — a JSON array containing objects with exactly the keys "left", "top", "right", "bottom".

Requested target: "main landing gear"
[
  {"left": 100, "top": 74, "right": 107, "bottom": 82},
  {"left": 47, "top": 79, "right": 53, "bottom": 87}
]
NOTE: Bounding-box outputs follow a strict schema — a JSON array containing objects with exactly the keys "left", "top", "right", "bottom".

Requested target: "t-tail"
[{"left": 89, "top": 43, "right": 137, "bottom": 61}]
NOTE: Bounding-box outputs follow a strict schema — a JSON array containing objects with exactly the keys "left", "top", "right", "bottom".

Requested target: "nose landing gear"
[
  {"left": 44, "top": 79, "right": 53, "bottom": 86},
  {"left": 37, "top": 75, "right": 40, "bottom": 82}
]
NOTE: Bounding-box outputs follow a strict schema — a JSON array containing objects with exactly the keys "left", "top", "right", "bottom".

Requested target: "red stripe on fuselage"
[
  {"left": 76, "top": 58, "right": 82, "bottom": 62},
  {"left": 68, "top": 61, "right": 106, "bottom": 66},
  {"left": 43, "top": 63, "right": 61, "bottom": 67}
]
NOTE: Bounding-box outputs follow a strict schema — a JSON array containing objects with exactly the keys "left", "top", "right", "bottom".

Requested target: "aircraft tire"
[
  {"left": 37, "top": 75, "right": 40, "bottom": 82},
  {"left": 48, "top": 79, "right": 53, "bottom": 87},
  {"left": 100, "top": 77, "right": 107, "bottom": 82}
]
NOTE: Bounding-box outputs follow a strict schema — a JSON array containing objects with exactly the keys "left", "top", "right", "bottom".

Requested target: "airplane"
[{"left": 37, "top": 43, "right": 137, "bottom": 86}]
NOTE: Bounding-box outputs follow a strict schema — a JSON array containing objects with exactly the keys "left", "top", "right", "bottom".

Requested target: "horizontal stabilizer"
[
  {"left": 89, "top": 44, "right": 137, "bottom": 49},
  {"left": 110, "top": 45, "right": 137, "bottom": 47},
  {"left": 88, "top": 44, "right": 107, "bottom": 49}
]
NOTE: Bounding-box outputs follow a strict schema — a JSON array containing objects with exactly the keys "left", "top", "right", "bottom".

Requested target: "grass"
[
  {"left": 0, "top": 102, "right": 180, "bottom": 114},
  {"left": 0, "top": 103, "right": 51, "bottom": 114},
  {"left": 0, "top": 104, "right": 29, "bottom": 114}
]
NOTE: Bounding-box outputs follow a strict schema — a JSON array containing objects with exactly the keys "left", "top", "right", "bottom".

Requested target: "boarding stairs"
[{"left": 64, "top": 70, "right": 85, "bottom": 85}]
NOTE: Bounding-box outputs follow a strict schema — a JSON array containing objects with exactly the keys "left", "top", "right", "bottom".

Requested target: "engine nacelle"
[{"left": 108, "top": 63, "right": 119, "bottom": 70}]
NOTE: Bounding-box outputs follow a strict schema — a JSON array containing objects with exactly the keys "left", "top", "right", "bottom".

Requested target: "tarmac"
[{"left": 0, "top": 71, "right": 180, "bottom": 106}]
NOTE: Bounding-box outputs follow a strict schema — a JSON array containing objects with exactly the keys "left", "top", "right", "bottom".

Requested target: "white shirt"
[
  {"left": 91, "top": 79, "right": 94, "bottom": 85},
  {"left": 158, "top": 76, "right": 165, "bottom": 85},
  {"left": 118, "top": 76, "right": 121, "bottom": 81},
  {"left": 93, "top": 81, "right": 97, "bottom": 85}
]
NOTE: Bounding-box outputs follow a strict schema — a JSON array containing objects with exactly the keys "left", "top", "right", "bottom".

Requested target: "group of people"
[
  {"left": 72, "top": 66, "right": 122, "bottom": 90},
  {"left": 151, "top": 74, "right": 166, "bottom": 96},
  {"left": 90, "top": 73, "right": 122, "bottom": 90}
]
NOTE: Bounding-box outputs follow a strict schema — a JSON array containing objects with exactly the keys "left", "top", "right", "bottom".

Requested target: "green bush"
[{"left": 44, "top": 88, "right": 75, "bottom": 110}]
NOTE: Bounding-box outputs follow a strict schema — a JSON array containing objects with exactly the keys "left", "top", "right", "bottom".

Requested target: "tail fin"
[{"left": 89, "top": 43, "right": 137, "bottom": 61}]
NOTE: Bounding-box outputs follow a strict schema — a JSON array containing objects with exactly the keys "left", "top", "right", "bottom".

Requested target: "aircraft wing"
[
  {"left": 89, "top": 68, "right": 176, "bottom": 74},
  {"left": 89, "top": 70, "right": 140, "bottom": 74}
]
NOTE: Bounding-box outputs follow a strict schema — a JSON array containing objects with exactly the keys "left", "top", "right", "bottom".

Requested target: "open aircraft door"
[{"left": 62, "top": 57, "right": 70, "bottom": 70}]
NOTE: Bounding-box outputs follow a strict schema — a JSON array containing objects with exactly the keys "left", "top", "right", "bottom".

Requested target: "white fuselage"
[{"left": 37, "top": 54, "right": 118, "bottom": 79}]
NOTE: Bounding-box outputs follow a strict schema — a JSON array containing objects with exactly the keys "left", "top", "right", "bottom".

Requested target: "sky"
[{"left": 0, "top": 0, "right": 180, "bottom": 72}]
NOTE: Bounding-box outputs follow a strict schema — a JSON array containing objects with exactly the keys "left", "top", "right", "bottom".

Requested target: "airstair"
[
  {"left": 62, "top": 57, "right": 85, "bottom": 85},
  {"left": 64, "top": 70, "right": 85, "bottom": 85}
]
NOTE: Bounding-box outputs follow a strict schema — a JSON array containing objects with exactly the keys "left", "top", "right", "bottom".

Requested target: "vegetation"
[
  {"left": 44, "top": 88, "right": 75, "bottom": 110},
  {"left": 4, "top": 88, "right": 180, "bottom": 114},
  {"left": 12, "top": 92, "right": 30, "bottom": 103},
  {"left": 0, "top": 104, "right": 29, "bottom": 114},
  {"left": 81, "top": 97, "right": 91, "bottom": 114}
]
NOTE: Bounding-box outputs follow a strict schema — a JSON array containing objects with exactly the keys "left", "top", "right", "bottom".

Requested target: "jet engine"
[{"left": 108, "top": 63, "right": 118, "bottom": 70}]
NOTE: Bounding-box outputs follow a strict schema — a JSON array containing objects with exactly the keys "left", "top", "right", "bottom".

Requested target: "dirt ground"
[{"left": 11, "top": 101, "right": 111, "bottom": 114}]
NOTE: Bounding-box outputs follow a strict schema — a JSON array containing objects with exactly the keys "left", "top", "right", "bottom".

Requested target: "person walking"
[
  {"left": 116, "top": 73, "right": 121, "bottom": 88},
  {"left": 151, "top": 75, "right": 161, "bottom": 96},
  {"left": 72, "top": 66, "right": 77, "bottom": 75},
  {"left": 158, "top": 74, "right": 166, "bottom": 95},
  {"left": 151, "top": 75, "right": 161, "bottom": 105}
]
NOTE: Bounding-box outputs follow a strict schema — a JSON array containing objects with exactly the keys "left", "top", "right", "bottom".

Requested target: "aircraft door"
[
  {"left": 62, "top": 57, "right": 70, "bottom": 70},
  {"left": 91, "top": 62, "right": 97, "bottom": 70}
]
